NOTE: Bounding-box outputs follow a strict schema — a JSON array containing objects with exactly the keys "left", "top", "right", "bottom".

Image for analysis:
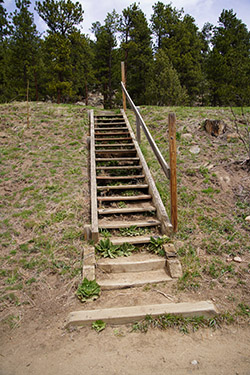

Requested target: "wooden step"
[
  {"left": 99, "top": 219, "right": 160, "bottom": 229},
  {"left": 95, "top": 137, "right": 132, "bottom": 142},
  {"left": 98, "top": 269, "right": 171, "bottom": 290},
  {"left": 95, "top": 114, "right": 123, "bottom": 118},
  {"left": 96, "top": 175, "right": 145, "bottom": 180},
  {"left": 110, "top": 235, "right": 158, "bottom": 245},
  {"left": 95, "top": 127, "right": 128, "bottom": 131},
  {"left": 95, "top": 143, "right": 134, "bottom": 148},
  {"left": 66, "top": 301, "right": 218, "bottom": 327},
  {"left": 95, "top": 150, "right": 137, "bottom": 155},
  {"left": 98, "top": 207, "right": 156, "bottom": 215},
  {"left": 95, "top": 132, "right": 130, "bottom": 136},
  {"left": 97, "top": 184, "right": 148, "bottom": 190},
  {"left": 97, "top": 252, "right": 166, "bottom": 273},
  {"left": 96, "top": 166, "right": 142, "bottom": 171},
  {"left": 96, "top": 158, "right": 139, "bottom": 162},
  {"left": 97, "top": 194, "right": 151, "bottom": 202},
  {"left": 95, "top": 122, "right": 126, "bottom": 126}
]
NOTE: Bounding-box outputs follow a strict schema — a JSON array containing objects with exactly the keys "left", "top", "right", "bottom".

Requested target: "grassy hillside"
[{"left": 0, "top": 102, "right": 249, "bottom": 330}]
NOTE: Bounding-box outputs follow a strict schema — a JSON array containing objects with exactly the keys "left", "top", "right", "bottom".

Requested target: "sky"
[{"left": 3, "top": 0, "right": 250, "bottom": 38}]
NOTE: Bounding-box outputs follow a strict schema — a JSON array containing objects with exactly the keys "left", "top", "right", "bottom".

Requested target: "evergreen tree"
[
  {"left": 7, "top": 0, "right": 41, "bottom": 101},
  {"left": 92, "top": 11, "right": 120, "bottom": 109},
  {"left": 36, "top": 0, "right": 84, "bottom": 102},
  {"left": 0, "top": 0, "right": 9, "bottom": 101},
  {"left": 69, "top": 31, "right": 94, "bottom": 104},
  {"left": 151, "top": 2, "right": 203, "bottom": 104},
  {"left": 207, "top": 9, "right": 250, "bottom": 105},
  {"left": 146, "top": 49, "right": 187, "bottom": 105},
  {"left": 119, "top": 3, "right": 152, "bottom": 104}
]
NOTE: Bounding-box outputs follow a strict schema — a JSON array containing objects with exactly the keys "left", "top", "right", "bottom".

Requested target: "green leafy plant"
[
  {"left": 119, "top": 242, "right": 135, "bottom": 256},
  {"left": 99, "top": 228, "right": 111, "bottom": 238},
  {"left": 76, "top": 278, "right": 101, "bottom": 303},
  {"left": 95, "top": 238, "right": 121, "bottom": 258},
  {"left": 119, "top": 225, "right": 148, "bottom": 237},
  {"left": 95, "top": 239, "right": 135, "bottom": 258},
  {"left": 92, "top": 320, "right": 106, "bottom": 332},
  {"left": 148, "top": 236, "right": 169, "bottom": 256}
]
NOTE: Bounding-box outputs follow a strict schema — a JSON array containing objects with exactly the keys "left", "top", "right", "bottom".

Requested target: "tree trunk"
[{"left": 85, "top": 81, "right": 88, "bottom": 106}]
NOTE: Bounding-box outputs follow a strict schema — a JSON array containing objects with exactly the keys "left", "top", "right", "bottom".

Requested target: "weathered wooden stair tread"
[
  {"left": 95, "top": 122, "right": 126, "bottom": 126},
  {"left": 95, "top": 137, "right": 132, "bottom": 142},
  {"left": 109, "top": 235, "right": 158, "bottom": 245},
  {"left": 97, "top": 254, "right": 166, "bottom": 273},
  {"left": 96, "top": 175, "right": 144, "bottom": 180},
  {"left": 97, "top": 252, "right": 165, "bottom": 273},
  {"left": 97, "top": 184, "right": 148, "bottom": 190},
  {"left": 98, "top": 219, "right": 160, "bottom": 229},
  {"left": 95, "top": 132, "right": 130, "bottom": 136},
  {"left": 97, "top": 195, "right": 151, "bottom": 202},
  {"left": 66, "top": 301, "right": 218, "bottom": 327},
  {"left": 95, "top": 143, "right": 134, "bottom": 147},
  {"left": 98, "top": 207, "right": 156, "bottom": 215},
  {"left": 95, "top": 149, "right": 136, "bottom": 154},
  {"left": 96, "top": 166, "right": 142, "bottom": 170},
  {"left": 95, "top": 127, "right": 128, "bottom": 131},
  {"left": 98, "top": 269, "right": 171, "bottom": 290},
  {"left": 96, "top": 157, "right": 139, "bottom": 162}
]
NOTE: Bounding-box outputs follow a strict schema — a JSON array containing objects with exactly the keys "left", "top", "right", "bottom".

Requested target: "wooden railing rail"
[
  {"left": 121, "top": 76, "right": 177, "bottom": 232},
  {"left": 121, "top": 82, "right": 170, "bottom": 180}
]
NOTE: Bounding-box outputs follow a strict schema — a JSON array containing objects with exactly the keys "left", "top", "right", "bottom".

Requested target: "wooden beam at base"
[{"left": 66, "top": 301, "right": 218, "bottom": 327}]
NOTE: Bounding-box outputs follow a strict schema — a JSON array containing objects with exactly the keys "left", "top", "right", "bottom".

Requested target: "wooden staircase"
[{"left": 85, "top": 110, "right": 178, "bottom": 289}]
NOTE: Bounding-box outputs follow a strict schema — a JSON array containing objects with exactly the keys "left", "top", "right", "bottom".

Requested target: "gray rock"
[{"left": 190, "top": 145, "right": 200, "bottom": 154}]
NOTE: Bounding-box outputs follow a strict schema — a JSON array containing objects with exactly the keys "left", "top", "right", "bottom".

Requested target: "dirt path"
[{"left": 1, "top": 311, "right": 250, "bottom": 375}]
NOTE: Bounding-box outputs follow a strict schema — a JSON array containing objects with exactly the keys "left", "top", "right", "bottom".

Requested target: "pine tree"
[
  {"left": 206, "top": 9, "right": 250, "bottom": 105},
  {"left": 119, "top": 3, "right": 153, "bottom": 104},
  {"left": 7, "top": 0, "right": 41, "bottom": 101},
  {"left": 146, "top": 49, "right": 188, "bottom": 105},
  {"left": 151, "top": 2, "right": 203, "bottom": 104},
  {"left": 92, "top": 11, "right": 120, "bottom": 109},
  {"left": 69, "top": 31, "right": 94, "bottom": 103},
  {"left": 0, "top": 0, "right": 9, "bottom": 101},
  {"left": 36, "top": 0, "right": 84, "bottom": 102}
]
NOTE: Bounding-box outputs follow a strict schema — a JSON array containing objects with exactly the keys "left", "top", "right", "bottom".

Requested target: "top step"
[{"left": 95, "top": 114, "right": 123, "bottom": 117}]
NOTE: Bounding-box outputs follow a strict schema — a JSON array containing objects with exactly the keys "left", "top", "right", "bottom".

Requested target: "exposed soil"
[{"left": 1, "top": 102, "right": 250, "bottom": 374}]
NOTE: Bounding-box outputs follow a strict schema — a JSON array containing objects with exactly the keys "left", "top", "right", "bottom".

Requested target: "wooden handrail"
[{"left": 121, "top": 81, "right": 170, "bottom": 180}]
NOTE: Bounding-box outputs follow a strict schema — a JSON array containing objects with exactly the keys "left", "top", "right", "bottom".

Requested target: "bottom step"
[
  {"left": 97, "top": 269, "right": 172, "bottom": 290},
  {"left": 66, "top": 301, "right": 218, "bottom": 327}
]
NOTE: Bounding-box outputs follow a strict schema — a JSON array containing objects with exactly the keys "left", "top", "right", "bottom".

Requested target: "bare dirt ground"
[{"left": 0, "top": 102, "right": 250, "bottom": 374}]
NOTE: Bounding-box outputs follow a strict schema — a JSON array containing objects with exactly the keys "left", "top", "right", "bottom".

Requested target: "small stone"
[
  {"left": 166, "top": 259, "right": 182, "bottom": 278},
  {"left": 190, "top": 145, "right": 200, "bottom": 154},
  {"left": 245, "top": 216, "right": 250, "bottom": 222},
  {"left": 233, "top": 256, "right": 242, "bottom": 263},
  {"left": 182, "top": 133, "right": 192, "bottom": 140},
  {"left": 191, "top": 360, "right": 198, "bottom": 366}
]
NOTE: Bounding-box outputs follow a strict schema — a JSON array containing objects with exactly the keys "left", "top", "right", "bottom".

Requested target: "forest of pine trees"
[{"left": 0, "top": 0, "right": 250, "bottom": 108}]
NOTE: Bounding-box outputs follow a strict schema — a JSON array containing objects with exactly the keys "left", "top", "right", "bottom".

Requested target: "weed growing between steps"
[
  {"left": 76, "top": 278, "right": 101, "bottom": 303},
  {"left": 95, "top": 239, "right": 135, "bottom": 258}
]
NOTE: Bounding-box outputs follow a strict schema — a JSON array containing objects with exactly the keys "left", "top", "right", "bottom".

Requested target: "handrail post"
[
  {"left": 168, "top": 113, "right": 177, "bottom": 232},
  {"left": 121, "top": 62, "right": 126, "bottom": 111},
  {"left": 136, "top": 106, "right": 141, "bottom": 144}
]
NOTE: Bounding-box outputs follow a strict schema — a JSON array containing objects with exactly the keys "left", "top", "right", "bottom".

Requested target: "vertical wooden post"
[
  {"left": 27, "top": 79, "right": 30, "bottom": 128},
  {"left": 136, "top": 106, "right": 141, "bottom": 144},
  {"left": 168, "top": 112, "right": 177, "bottom": 232},
  {"left": 121, "top": 61, "right": 126, "bottom": 111}
]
